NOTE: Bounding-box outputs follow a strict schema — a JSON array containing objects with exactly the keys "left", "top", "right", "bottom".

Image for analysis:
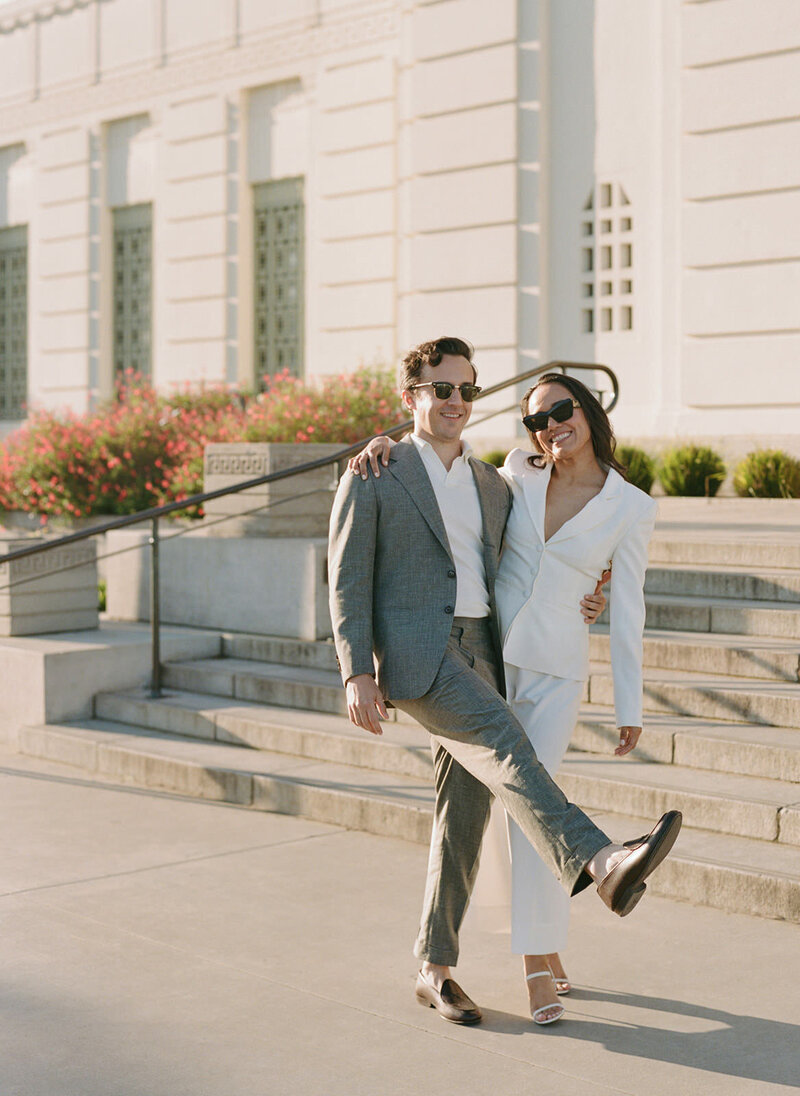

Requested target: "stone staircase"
[{"left": 8, "top": 528, "right": 800, "bottom": 924}]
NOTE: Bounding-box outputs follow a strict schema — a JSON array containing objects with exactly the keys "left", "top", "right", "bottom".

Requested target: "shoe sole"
[
  {"left": 604, "top": 811, "right": 682, "bottom": 916},
  {"left": 616, "top": 881, "right": 647, "bottom": 918},
  {"left": 415, "top": 992, "right": 482, "bottom": 1025}
]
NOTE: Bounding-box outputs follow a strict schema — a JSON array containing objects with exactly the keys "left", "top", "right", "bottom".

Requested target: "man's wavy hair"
[
  {"left": 520, "top": 371, "right": 627, "bottom": 477},
  {"left": 399, "top": 336, "right": 477, "bottom": 392}
]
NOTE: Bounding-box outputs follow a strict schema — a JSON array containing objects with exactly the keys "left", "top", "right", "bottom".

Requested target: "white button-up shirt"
[{"left": 410, "top": 434, "right": 490, "bottom": 619}]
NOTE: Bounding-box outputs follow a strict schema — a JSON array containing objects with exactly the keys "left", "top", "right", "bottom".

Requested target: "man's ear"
[{"left": 401, "top": 389, "right": 415, "bottom": 413}]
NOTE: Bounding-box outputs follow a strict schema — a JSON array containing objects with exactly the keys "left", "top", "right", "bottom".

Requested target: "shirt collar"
[{"left": 409, "top": 433, "right": 473, "bottom": 465}]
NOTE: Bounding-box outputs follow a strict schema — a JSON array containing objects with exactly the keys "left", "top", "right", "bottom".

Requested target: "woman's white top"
[{"left": 496, "top": 448, "right": 658, "bottom": 727}]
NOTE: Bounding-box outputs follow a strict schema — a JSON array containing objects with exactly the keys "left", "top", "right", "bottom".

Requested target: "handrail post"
[{"left": 149, "top": 516, "right": 162, "bottom": 697}]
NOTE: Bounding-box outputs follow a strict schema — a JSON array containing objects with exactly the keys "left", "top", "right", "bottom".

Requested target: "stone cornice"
[
  {"left": 0, "top": 0, "right": 93, "bottom": 32},
  {"left": 0, "top": 6, "right": 399, "bottom": 135}
]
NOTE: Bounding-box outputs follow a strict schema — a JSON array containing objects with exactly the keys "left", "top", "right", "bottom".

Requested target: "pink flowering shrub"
[
  {"left": 0, "top": 366, "right": 403, "bottom": 521},
  {"left": 244, "top": 367, "right": 404, "bottom": 445}
]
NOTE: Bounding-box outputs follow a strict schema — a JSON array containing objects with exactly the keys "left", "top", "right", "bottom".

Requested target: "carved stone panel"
[
  {"left": 0, "top": 535, "right": 99, "bottom": 635},
  {"left": 203, "top": 442, "right": 343, "bottom": 537}
]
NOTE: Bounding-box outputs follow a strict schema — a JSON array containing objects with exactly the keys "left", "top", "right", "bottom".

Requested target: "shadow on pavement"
[{"left": 546, "top": 985, "right": 800, "bottom": 1089}]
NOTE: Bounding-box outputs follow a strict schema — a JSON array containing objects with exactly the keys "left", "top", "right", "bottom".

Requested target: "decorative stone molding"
[
  {"left": 0, "top": 535, "right": 99, "bottom": 635},
  {"left": 0, "top": 542, "right": 95, "bottom": 579},
  {"left": 0, "top": 7, "right": 400, "bottom": 133},
  {"left": 203, "top": 442, "right": 343, "bottom": 538},
  {"left": 204, "top": 451, "right": 271, "bottom": 477}
]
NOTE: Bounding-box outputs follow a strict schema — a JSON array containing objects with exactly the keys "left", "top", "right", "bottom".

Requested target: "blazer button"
[
  {"left": 447, "top": 569, "right": 456, "bottom": 578},
  {"left": 444, "top": 605, "right": 454, "bottom": 614}
]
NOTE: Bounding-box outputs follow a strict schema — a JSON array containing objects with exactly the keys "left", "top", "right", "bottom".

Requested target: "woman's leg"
[{"left": 504, "top": 667, "right": 584, "bottom": 958}]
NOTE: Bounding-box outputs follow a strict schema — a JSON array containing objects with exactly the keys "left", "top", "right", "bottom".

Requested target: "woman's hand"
[
  {"left": 348, "top": 435, "right": 395, "bottom": 479},
  {"left": 615, "top": 726, "right": 641, "bottom": 756}
]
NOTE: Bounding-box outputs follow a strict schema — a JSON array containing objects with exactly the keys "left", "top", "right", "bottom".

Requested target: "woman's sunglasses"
[
  {"left": 408, "top": 382, "right": 482, "bottom": 402},
  {"left": 522, "top": 397, "right": 581, "bottom": 433}
]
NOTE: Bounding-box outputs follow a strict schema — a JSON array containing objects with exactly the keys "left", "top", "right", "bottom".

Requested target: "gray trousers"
[{"left": 396, "top": 617, "right": 609, "bottom": 967}]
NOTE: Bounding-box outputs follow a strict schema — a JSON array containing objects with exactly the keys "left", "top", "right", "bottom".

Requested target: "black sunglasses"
[
  {"left": 408, "top": 382, "right": 482, "bottom": 403},
  {"left": 522, "top": 397, "right": 581, "bottom": 433}
]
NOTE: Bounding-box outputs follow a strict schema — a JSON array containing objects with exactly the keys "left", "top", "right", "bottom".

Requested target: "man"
[{"left": 328, "top": 336, "right": 681, "bottom": 1024}]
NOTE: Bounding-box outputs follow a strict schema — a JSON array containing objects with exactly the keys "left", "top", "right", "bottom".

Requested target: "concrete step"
[
  {"left": 88, "top": 694, "right": 800, "bottom": 847},
  {"left": 590, "top": 665, "right": 800, "bottom": 728},
  {"left": 648, "top": 536, "right": 800, "bottom": 571},
  {"left": 557, "top": 755, "right": 800, "bottom": 846},
  {"left": 644, "top": 564, "right": 800, "bottom": 603},
  {"left": 640, "top": 595, "right": 800, "bottom": 638},
  {"left": 96, "top": 687, "right": 800, "bottom": 785},
  {"left": 165, "top": 655, "right": 800, "bottom": 735},
  {"left": 572, "top": 706, "right": 800, "bottom": 782},
  {"left": 5, "top": 718, "right": 799, "bottom": 923},
  {"left": 95, "top": 688, "right": 432, "bottom": 779},
  {"left": 587, "top": 809, "right": 800, "bottom": 924},
  {"left": 223, "top": 627, "right": 800, "bottom": 682},
  {"left": 589, "top": 625, "right": 800, "bottom": 682},
  {"left": 10, "top": 719, "right": 434, "bottom": 844},
  {"left": 161, "top": 657, "right": 348, "bottom": 716},
  {"left": 221, "top": 632, "right": 339, "bottom": 672}
]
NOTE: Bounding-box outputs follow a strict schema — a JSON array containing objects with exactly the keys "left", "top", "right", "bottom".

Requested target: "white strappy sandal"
[{"left": 526, "top": 970, "right": 565, "bottom": 1026}]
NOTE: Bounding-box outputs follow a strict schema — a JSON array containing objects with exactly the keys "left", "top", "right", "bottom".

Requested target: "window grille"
[
  {"left": 580, "top": 184, "right": 633, "bottom": 335},
  {"left": 113, "top": 203, "right": 152, "bottom": 379},
  {"left": 253, "top": 177, "right": 304, "bottom": 381},
  {"left": 0, "top": 224, "right": 28, "bottom": 419}
]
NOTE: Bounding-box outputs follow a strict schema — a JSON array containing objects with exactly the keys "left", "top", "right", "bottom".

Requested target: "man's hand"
[
  {"left": 345, "top": 673, "right": 389, "bottom": 735},
  {"left": 615, "top": 726, "right": 642, "bottom": 756},
  {"left": 580, "top": 565, "right": 612, "bottom": 623}
]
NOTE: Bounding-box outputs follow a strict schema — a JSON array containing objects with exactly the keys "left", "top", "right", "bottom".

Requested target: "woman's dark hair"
[
  {"left": 520, "top": 371, "right": 627, "bottom": 478},
  {"left": 399, "top": 336, "right": 476, "bottom": 391}
]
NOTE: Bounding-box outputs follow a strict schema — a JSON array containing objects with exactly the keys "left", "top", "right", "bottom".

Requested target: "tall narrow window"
[
  {"left": 580, "top": 182, "right": 634, "bottom": 335},
  {"left": 113, "top": 203, "right": 152, "bottom": 378},
  {"left": 254, "top": 177, "right": 304, "bottom": 381},
  {"left": 0, "top": 224, "right": 28, "bottom": 420}
]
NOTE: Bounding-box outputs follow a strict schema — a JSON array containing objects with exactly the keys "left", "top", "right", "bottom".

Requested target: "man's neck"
[{"left": 414, "top": 431, "right": 464, "bottom": 471}]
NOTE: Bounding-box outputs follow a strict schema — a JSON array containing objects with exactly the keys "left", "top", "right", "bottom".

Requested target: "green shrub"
[
  {"left": 658, "top": 444, "right": 726, "bottom": 497},
  {"left": 733, "top": 449, "right": 800, "bottom": 499},
  {"left": 616, "top": 445, "right": 655, "bottom": 494},
  {"left": 480, "top": 449, "right": 508, "bottom": 468}
]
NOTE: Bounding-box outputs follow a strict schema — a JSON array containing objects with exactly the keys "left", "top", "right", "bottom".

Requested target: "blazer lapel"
[
  {"left": 522, "top": 460, "right": 549, "bottom": 545},
  {"left": 388, "top": 439, "right": 453, "bottom": 560},
  {"left": 469, "top": 457, "right": 507, "bottom": 585},
  {"left": 546, "top": 467, "right": 624, "bottom": 544}
]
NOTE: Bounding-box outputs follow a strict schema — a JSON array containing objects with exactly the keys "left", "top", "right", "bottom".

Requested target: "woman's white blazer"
[{"left": 495, "top": 448, "right": 658, "bottom": 728}]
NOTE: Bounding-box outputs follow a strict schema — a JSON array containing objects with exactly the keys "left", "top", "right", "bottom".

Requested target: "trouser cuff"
[
  {"left": 564, "top": 833, "right": 611, "bottom": 896},
  {"left": 413, "top": 938, "right": 459, "bottom": 966}
]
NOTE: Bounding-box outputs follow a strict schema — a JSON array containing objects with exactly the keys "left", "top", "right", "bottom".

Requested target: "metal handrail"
[{"left": 0, "top": 359, "right": 617, "bottom": 694}]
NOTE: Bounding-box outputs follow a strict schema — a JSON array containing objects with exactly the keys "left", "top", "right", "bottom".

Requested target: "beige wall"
[{"left": 0, "top": 0, "right": 797, "bottom": 450}]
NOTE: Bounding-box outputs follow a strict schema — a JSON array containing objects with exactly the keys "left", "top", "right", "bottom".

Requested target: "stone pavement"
[{"left": 1, "top": 746, "right": 798, "bottom": 1096}]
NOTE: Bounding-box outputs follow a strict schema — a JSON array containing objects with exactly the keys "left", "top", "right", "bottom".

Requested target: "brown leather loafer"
[
  {"left": 598, "top": 811, "right": 682, "bottom": 916},
  {"left": 415, "top": 972, "right": 482, "bottom": 1024}
]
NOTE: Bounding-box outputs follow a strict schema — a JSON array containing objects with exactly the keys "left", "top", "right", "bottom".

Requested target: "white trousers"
[{"left": 475, "top": 666, "right": 583, "bottom": 955}]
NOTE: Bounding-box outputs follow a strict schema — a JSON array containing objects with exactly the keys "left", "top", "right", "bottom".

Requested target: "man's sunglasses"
[
  {"left": 522, "top": 397, "right": 581, "bottom": 433},
  {"left": 408, "top": 382, "right": 483, "bottom": 403}
]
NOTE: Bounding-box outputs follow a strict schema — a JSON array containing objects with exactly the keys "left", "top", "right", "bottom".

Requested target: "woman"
[{"left": 349, "top": 373, "right": 657, "bottom": 1025}]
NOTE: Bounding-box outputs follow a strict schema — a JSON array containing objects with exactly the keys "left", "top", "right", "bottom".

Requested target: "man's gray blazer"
[{"left": 328, "top": 436, "right": 513, "bottom": 701}]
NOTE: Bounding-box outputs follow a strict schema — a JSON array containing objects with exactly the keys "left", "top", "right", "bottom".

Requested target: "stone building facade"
[{"left": 0, "top": 0, "right": 798, "bottom": 450}]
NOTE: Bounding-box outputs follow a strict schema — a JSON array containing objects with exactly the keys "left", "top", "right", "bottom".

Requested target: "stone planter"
[
  {"left": 202, "top": 442, "right": 345, "bottom": 537},
  {"left": 0, "top": 534, "right": 99, "bottom": 635}
]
